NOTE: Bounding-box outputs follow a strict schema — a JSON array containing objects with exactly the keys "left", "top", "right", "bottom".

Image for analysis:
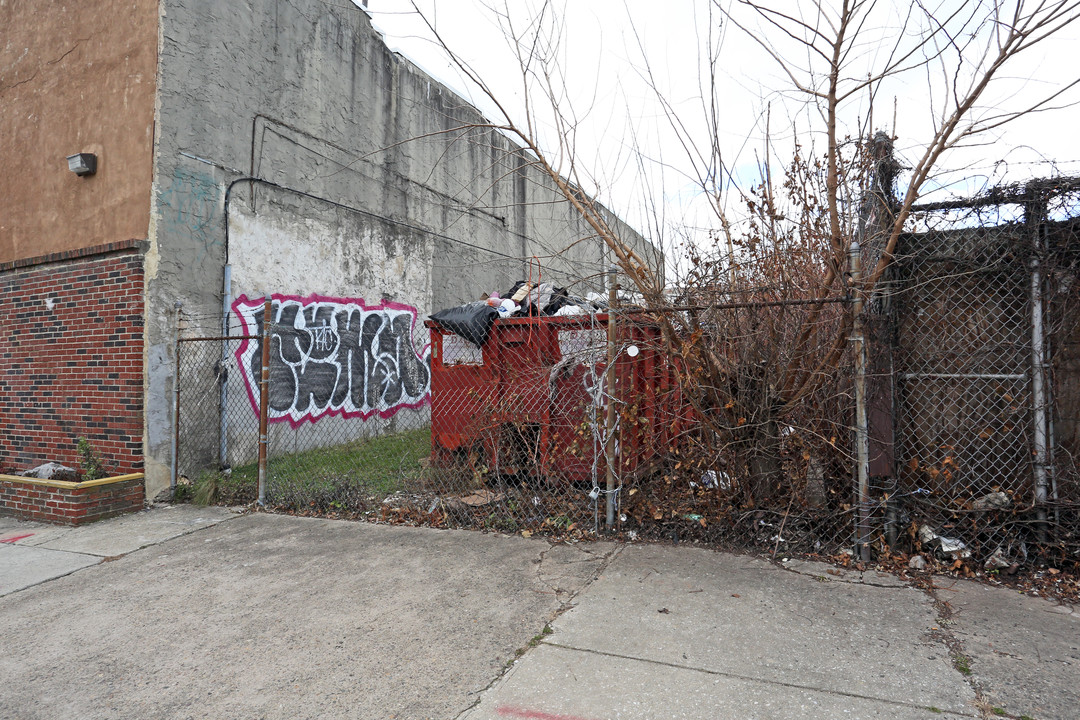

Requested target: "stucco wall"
[
  {"left": 0, "top": 0, "right": 157, "bottom": 263},
  {"left": 146, "top": 0, "right": 654, "bottom": 498}
]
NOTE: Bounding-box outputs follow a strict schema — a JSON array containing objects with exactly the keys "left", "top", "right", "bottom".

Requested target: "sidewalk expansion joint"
[
  {"left": 921, "top": 581, "right": 990, "bottom": 712},
  {"left": 452, "top": 544, "right": 628, "bottom": 720},
  {"left": 542, "top": 641, "right": 977, "bottom": 718}
]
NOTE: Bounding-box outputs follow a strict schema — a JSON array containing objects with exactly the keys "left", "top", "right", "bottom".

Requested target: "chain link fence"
[
  {"left": 872, "top": 181, "right": 1080, "bottom": 570},
  {"left": 173, "top": 177, "right": 1080, "bottom": 572}
]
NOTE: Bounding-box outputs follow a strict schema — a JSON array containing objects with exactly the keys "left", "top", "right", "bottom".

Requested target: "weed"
[
  {"left": 953, "top": 654, "right": 973, "bottom": 676},
  {"left": 991, "top": 709, "right": 1006, "bottom": 717},
  {"left": 76, "top": 437, "right": 107, "bottom": 481},
  {"left": 193, "top": 471, "right": 219, "bottom": 507},
  {"left": 172, "top": 482, "right": 193, "bottom": 502},
  {"left": 514, "top": 623, "right": 555, "bottom": 660},
  {"left": 927, "top": 707, "right": 942, "bottom": 714},
  {"left": 1019, "top": 716, "right": 1036, "bottom": 720},
  {"left": 528, "top": 624, "right": 553, "bottom": 647}
]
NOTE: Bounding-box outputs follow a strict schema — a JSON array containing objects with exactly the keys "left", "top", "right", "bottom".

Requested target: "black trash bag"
[
  {"left": 430, "top": 302, "right": 500, "bottom": 347},
  {"left": 543, "top": 287, "right": 572, "bottom": 315}
]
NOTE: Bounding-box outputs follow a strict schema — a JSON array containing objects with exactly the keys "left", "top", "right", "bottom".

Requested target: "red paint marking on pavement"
[
  {"left": 496, "top": 705, "right": 596, "bottom": 720},
  {"left": 0, "top": 533, "right": 34, "bottom": 544}
]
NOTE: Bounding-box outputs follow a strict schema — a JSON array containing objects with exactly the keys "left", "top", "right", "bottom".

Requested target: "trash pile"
[{"left": 429, "top": 281, "right": 613, "bottom": 347}]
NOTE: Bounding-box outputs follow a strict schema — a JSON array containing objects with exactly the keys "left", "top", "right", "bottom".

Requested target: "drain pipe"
[{"left": 219, "top": 264, "right": 232, "bottom": 470}]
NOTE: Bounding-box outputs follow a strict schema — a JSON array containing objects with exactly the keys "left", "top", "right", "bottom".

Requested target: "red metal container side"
[{"left": 426, "top": 314, "right": 681, "bottom": 484}]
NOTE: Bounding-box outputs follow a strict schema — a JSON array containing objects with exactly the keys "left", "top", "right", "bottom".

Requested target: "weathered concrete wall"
[
  {"left": 0, "top": 0, "right": 157, "bottom": 263},
  {"left": 146, "top": 0, "right": 653, "bottom": 498}
]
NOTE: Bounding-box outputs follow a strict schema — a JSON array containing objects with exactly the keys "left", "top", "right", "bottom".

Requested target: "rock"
[
  {"left": 20, "top": 463, "right": 78, "bottom": 482},
  {"left": 908, "top": 555, "right": 927, "bottom": 571},
  {"left": 972, "top": 491, "right": 1011, "bottom": 511}
]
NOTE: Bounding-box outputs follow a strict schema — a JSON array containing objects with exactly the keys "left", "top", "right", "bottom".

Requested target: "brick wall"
[
  {"left": 0, "top": 242, "right": 145, "bottom": 475},
  {"left": 0, "top": 475, "right": 144, "bottom": 525}
]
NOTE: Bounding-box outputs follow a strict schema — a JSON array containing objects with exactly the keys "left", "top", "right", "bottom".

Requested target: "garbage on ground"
[
  {"left": 917, "top": 524, "right": 972, "bottom": 559},
  {"left": 690, "top": 469, "right": 732, "bottom": 491},
  {"left": 908, "top": 554, "right": 927, "bottom": 570},
  {"left": 984, "top": 547, "right": 1012, "bottom": 570},
  {"left": 917, "top": 524, "right": 939, "bottom": 545},
  {"left": 457, "top": 489, "right": 504, "bottom": 507},
  {"left": 972, "top": 491, "right": 1011, "bottom": 511}
]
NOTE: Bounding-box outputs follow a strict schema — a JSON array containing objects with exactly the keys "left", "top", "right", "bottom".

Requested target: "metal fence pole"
[
  {"left": 850, "top": 243, "right": 871, "bottom": 562},
  {"left": 1030, "top": 246, "right": 1050, "bottom": 542},
  {"left": 605, "top": 265, "right": 618, "bottom": 530},
  {"left": 171, "top": 301, "right": 183, "bottom": 493},
  {"left": 257, "top": 297, "right": 271, "bottom": 506}
]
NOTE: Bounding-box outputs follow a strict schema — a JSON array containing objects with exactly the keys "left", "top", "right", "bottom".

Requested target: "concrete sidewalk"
[{"left": 0, "top": 508, "right": 1075, "bottom": 719}]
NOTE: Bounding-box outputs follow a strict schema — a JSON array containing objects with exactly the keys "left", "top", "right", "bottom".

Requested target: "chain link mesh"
[{"left": 172, "top": 178, "right": 1080, "bottom": 570}]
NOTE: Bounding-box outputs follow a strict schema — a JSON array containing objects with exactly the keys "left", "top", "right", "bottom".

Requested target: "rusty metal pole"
[
  {"left": 257, "top": 297, "right": 271, "bottom": 506},
  {"left": 605, "top": 266, "right": 618, "bottom": 530},
  {"left": 850, "top": 243, "right": 871, "bottom": 563}
]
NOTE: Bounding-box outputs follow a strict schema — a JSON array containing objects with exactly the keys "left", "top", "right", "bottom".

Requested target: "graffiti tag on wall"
[
  {"left": 157, "top": 165, "right": 222, "bottom": 264},
  {"left": 233, "top": 294, "right": 431, "bottom": 427}
]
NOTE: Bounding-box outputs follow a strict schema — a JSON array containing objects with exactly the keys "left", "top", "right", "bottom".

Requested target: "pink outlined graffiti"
[{"left": 233, "top": 293, "right": 431, "bottom": 427}]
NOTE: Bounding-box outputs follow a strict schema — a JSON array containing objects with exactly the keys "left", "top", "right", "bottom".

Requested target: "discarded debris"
[
  {"left": 972, "top": 491, "right": 1011, "bottom": 511},
  {"left": 984, "top": 547, "right": 1011, "bottom": 570},
  {"left": 458, "top": 489, "right": 504, "bottom": 507}
]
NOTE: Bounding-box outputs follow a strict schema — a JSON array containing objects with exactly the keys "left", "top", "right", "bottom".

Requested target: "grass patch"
[{"left": 186, "top": 427, "right": 431, "bottom": 507}]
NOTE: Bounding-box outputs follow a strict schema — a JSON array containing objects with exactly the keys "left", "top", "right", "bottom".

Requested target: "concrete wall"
[
  {"left": 0, "top": 0, "right": 157, "bottom": 263},
  {"left": 146, "top": 0, "right": 653, "bottom": 497}
]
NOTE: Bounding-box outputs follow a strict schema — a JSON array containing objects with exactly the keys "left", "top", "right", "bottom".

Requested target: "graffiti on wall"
[
  {"left": 157, "top": 165, "right": 222, "bottom": 264},
  {"left": 233, "top": 294, "right": 431, "bottom": 426}
]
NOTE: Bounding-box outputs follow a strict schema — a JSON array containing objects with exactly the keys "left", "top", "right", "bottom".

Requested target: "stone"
[{"left": 20, "top": 463, "right": 78, "bottom": 482}]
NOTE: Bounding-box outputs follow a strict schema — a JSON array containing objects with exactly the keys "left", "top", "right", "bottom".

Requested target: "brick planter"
[{"left": 0, "top": 473, "right": 144, "bottom": 525}]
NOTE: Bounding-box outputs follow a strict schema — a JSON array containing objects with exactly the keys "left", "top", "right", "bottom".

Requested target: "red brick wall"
[
  {"left": 0, "top": 242, "right": 145, "bottom": 475},
  {"left": 0, "top": 476, "right": 144, "bottom": 525}
]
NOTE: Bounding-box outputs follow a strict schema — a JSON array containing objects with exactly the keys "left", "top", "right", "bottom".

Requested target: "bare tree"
[{"left": 405, "top": 0, "right": 1080, "bottom": 504}]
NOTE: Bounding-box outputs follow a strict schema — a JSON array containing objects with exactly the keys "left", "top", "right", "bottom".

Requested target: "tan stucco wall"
[{"left": 0, "top": 0, "right": 158, "bottom": 263}]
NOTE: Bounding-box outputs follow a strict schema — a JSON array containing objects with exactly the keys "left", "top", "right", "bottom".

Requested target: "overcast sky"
[{"left": 364, "top": 1, "right": 1080, "bottom": 239}]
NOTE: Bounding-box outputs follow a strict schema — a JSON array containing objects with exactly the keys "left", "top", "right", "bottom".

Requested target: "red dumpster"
[{"left": 426, "top": 314, "right": 679, "bottom": 485}]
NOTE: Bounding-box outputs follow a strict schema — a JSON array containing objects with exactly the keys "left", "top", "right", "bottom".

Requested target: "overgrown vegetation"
[{"left": 76, "top": 437, "right": 107, "bottom": 481}]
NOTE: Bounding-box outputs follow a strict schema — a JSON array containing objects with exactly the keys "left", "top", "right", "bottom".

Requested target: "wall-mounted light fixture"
[{"left": 66, "top": 153, "right": 97, "bottom": 177}]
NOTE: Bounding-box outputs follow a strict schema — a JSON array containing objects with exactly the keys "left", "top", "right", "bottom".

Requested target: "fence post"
[
  {"left": 257, "top": 297, "right": 271, "bottom": 506},
  {"left": 171, "top": 301, "right": 183, "bottom": 494},
  {"left": 850, "top": 243, "right": 871, "bottom": 563},
  {"left": 605, "top": 265, "right": 619, "bottom": 530},
  {"left": 1029, "top": 200, "right": 1051, "bottom": 542}
]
